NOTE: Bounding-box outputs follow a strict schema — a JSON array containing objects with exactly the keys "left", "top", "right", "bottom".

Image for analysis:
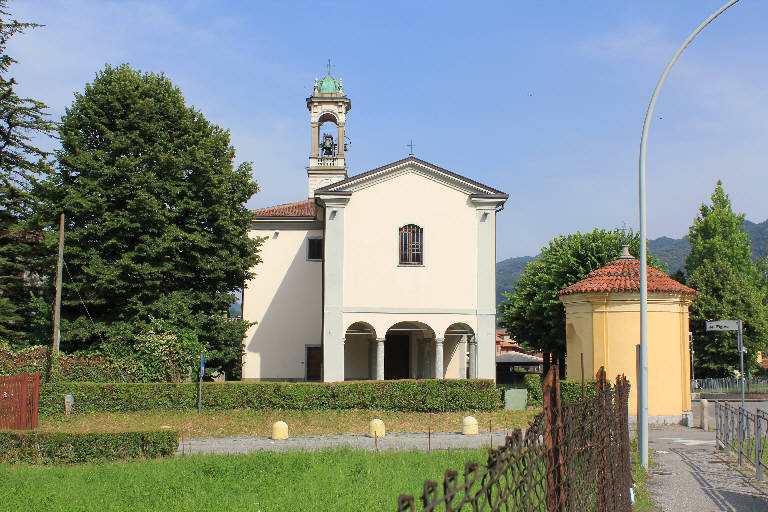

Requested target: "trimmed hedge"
[
  {"left": 0, "top": 345, "right": 123, "bottom": 382},
  {"left": 38, "top": 379, "right": 500, "bottom": 415},
  {"left": 523, "top": 374, "right": 597, "bottom": 407},
  {"left": 0, "top": 430, "right": 179, "bottom": 464}
]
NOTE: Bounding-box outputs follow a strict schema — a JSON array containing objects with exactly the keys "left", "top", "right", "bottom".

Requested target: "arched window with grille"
[{"left": 399, "top": 224, "right": 423, "bottom": 265}]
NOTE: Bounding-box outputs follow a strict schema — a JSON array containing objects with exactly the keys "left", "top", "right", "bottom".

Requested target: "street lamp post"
[{"left": 638, "top": 0, "right": 741, "bottom": 469}]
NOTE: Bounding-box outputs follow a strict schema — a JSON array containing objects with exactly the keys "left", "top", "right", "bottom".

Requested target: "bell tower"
[{"left": 306, "top": 62, "right": 351, "bottom": 198}]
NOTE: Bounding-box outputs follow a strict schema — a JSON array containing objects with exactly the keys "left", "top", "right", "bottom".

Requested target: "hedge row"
[
  {"left": 0, "top": 431, "right": 179, "bottom": 464},
  {"left": 39, "top": 379, "right": 500, "bottom": 415},
  {"left": 0, "top": 345, "right": 122, "bottom": 382},
  {"left": 523, "top": 374, "right": 597, "bottom": 407}
]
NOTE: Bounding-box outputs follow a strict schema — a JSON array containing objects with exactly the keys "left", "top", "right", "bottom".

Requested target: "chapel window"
[
  {"left": 399, "top": 224, "right": 423, "bottom": 265},
  {"left": 307, "top": 238, "right": 323, "bottom": 261}
]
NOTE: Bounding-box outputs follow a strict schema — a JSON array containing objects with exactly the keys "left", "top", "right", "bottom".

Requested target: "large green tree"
[
  {"left": 0, "top": 3, "right": 54, "bottom": 344},
  {"left": 35, "top": 64, "right": 261, "bottom": 378},
  {"left": 499, "top": 229, "right": 661, "bottom": 375},
  {"left": 685, "top": 182, "right": 768, "bottom": 377}
]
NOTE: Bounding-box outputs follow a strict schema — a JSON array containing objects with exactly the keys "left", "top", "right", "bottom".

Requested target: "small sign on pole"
[
  {"left": 198, "top": 354, "right": 205, "bottom": 415},
  {"left": 705, "top": 320, "right": 739, "bottom": 331},
  {"left": 706, "top": 319, "right": 745, "bottom": 408}
]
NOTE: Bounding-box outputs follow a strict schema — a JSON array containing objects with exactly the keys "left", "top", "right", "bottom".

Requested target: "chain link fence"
[{"left": 396, "top": 367, "right": 632, "bottom": 512}]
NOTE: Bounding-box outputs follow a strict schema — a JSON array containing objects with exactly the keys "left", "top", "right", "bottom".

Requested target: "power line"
[{"left": 62, "top": 259, "right": 128, "bottom": 383}]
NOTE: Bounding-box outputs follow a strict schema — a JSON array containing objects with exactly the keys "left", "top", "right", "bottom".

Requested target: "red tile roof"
[
  {"left": 253, "top": 199, "right": 316, "bottom": 218},
  {"left": 557, "top": 255, "right": 699, "bottom": 297}
]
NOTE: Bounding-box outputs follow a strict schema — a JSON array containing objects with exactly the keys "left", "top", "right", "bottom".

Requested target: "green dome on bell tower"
[{"left": 318, "top": 74, "right": 340, "bottom": 94}]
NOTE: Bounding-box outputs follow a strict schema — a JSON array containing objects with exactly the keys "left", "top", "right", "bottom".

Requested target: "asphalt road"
[{"left": 648, "top": 425, "right": 768, "bottom": 511}]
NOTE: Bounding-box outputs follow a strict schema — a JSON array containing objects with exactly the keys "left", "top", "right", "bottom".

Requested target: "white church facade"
[{"left": 241, "top": 72, "right": 507, "bottom": 382}]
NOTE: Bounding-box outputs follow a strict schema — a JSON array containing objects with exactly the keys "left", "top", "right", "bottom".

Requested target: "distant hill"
[
  {"left": 496, "top": 219, "right": 768, "bottom": 303},
  {"left": 496, "top": 256, "right": 535, "bottom": 304}
]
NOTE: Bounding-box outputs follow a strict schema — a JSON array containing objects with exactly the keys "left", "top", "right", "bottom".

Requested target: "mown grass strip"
[
  {"left": 37, "top": 407, "right": 540, "bottom": 438},
  {"left": 0, "top": 447, "right": 488, "bottom": 512}
]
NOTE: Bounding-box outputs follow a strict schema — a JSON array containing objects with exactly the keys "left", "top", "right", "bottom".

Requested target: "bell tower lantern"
[{"left": 306, "top": 62, "right": 351, "bottom": 198}]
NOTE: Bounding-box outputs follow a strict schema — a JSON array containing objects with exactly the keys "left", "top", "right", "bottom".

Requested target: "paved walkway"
[
  {"left": 648, "top": 425, "right": 768, "bottom": 511},
  {"left": 176, "top": 430, "right": 510, "bottom": 456}
]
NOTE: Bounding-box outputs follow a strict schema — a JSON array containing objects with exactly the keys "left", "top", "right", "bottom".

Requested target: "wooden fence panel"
[{"left": 0, "top": 373, "right": 40, "bottom": 430}]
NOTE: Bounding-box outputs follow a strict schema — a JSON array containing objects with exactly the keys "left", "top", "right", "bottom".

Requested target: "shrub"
[
  {"left": 524, "top": 374, "right": 543, "bottom": 407},
  {"left": 0, "top": 430, "right": 178, "bottom": 464},
  {"left": 38, "top": 379, "right": 500, "bottom": 415},
  {"left": 523, "top": 374, "right": 597, "bottom": 406},
  {"left": 132, "top": 317, "right": 204, "bottom": 383}
]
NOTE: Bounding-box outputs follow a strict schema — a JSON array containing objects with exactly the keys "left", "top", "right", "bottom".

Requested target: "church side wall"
[{"left": 242, "top": 222, "right": 323, "bottom": 380}]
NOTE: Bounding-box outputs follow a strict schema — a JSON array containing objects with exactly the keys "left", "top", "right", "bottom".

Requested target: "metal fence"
[
  {"left": 0, "top": 372, "right": 40, "bottom": 430},
  {"left": 715, "top": 400, "right": 768, "bottom": 480},
  {"left": 396, "top": 367, "right": 632, "bottom": 512},
  {"left": 695, "top": 377, "right": 768, "bottom": 394}
]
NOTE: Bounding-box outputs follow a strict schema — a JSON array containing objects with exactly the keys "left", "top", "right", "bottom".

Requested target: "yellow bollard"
[
  {"left": 271, "top": 420, "right": 289, "bottom": 440},
  {"left": 369, "top": 418, "right": 385, "bottom": 439},
  {"left": 462, "top": 416, "right": 478, "bottom": 436}
]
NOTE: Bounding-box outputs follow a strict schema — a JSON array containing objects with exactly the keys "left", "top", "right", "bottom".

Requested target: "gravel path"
[
  {"left": 648, "top": 425, "right": 768, "bottom": 511},
  {"left": 176, "top": 430, "right": 512, "bottom": 455}
]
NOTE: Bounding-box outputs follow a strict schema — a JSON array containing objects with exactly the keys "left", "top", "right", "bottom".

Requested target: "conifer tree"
[
  {"left": 36, "top": 64, "right": 261, "bottom": 378},
  {"left": 0, "top": 2, "right": 54, "bottom": 344},
  {"left": 685, "top": 181, "right": 768, "bottom": 377}
]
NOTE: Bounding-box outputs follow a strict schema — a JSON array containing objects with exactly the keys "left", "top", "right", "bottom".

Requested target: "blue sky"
[{"left": 8, "top": 1, "right": 768, "bottom": 260}]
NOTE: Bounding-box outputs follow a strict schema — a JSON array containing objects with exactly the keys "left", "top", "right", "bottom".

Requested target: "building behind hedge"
[{"left": 241, "top": 72, "right": 507, "bottom": 382}]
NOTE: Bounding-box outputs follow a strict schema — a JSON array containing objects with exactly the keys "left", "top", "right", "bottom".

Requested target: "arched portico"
[
  {"left": 344, "top": 322, "right": 376, "bottom": 380},
  {"left": 444, "top": 323, "right": 476, "bottom": 379},
  {"left": 384, "top": 322, "right": 435, "bottom": 380}
]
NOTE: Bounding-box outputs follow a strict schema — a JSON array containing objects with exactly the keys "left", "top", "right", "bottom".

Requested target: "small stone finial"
[
  {"left": 618, "top": 245, "right": 634, "bottom": 260},
  {"left": 313, "top": 78, "right": 319, "bottom": 95},
  {"left": 338, "top": 77, "right": 343, "bottom": 94}
]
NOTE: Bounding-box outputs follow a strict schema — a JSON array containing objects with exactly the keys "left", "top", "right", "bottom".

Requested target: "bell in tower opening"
[{"left": 321, "top": 133, "right": 336, "bottom": 156}]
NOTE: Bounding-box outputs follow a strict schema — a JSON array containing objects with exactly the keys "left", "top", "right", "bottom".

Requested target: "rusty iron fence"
[
  {"left": 714, "top": 400, "right": 768, "bottom": 480},
  {"left": 396, "top": 367, "right": 632, "bottom": 512},
  {"left": 0, "top": 372, "right": 40, "bottom": 430}
]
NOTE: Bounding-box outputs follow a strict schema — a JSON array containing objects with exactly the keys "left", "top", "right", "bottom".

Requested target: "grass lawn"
[
  {"left": 0, "top": 448, "right": 488, "bottom": 512},
  {"left": 37, "top": 407, "right": 540, "bottom": 438}
]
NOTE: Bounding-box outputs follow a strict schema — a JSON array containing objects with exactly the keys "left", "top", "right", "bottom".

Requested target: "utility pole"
[
  {"left": 637, "top": 0, "right": 741, "bottom": 469},
  {"left": 690, "top": 332, "right": 695, "bottom": 399},
  {"left": 52, "top": 213, "right": 65, "bottom": 353}
]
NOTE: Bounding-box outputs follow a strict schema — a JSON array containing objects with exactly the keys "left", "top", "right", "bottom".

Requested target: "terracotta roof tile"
[
  {"left": 557, "top": 256, "right": 699, "bottom": 297},
  {"left": 253, "top": 199, "right": 316, "bottom": 218}
]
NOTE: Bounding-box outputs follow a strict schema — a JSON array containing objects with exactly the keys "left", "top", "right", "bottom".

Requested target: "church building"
[{"left": 241, "top": 71, "right": 507, "bottom": 382}]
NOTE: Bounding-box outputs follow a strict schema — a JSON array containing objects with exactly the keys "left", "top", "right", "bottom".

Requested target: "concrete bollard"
[
  {"left": 271, "top": 420, "right": 289, "bottom": 440},
  {"left": 369, "top": 418, "right": 385, "bottom": 439},
  {"left": 701, "top": 399, "right": 710, "bottom": 431},
  {"left": 462, "top": 416, "right": 478, "bottom": 436}
]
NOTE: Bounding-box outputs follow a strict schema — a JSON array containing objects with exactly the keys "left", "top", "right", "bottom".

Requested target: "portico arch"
[
  {"left": 344, "top": 322, "right": 376, "bottom": 380},
  {"left": 444, "top": 323, "right": 476, "bottom": 380},
  {"left": 385, "top": 321, "right": 436, "bottom": 380}
]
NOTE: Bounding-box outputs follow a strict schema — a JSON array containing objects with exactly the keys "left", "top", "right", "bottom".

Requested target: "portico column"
[
  {"left": 368, "top": 338, "right": 376, "bottom": 380},
  {"left": 376, "top": 337, "right": 385, "bottom": 381},
  {"left": 459, "top": 335, "right": 468, "bottom": 379},
  {"left": 417, "top": 340, "right": 425, "bottom": 379},
  {"left": 409, "top": 337, "right": 417, "bottom": 379},
  {"left": 468, "top": 336, "right": 478, "bottom": 379},
  {"left": 434, "top": 338, "right": 444, "bottom": 379}
]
